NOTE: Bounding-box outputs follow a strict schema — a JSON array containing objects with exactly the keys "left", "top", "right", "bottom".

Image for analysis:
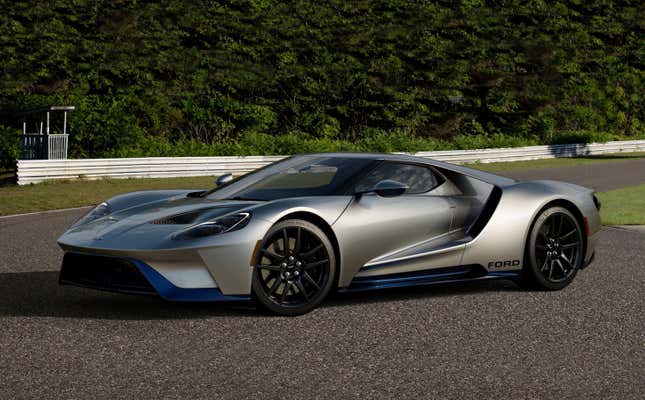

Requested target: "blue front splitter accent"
[{"left": 130, "top": 259, "right": 251, "bottom": 302}]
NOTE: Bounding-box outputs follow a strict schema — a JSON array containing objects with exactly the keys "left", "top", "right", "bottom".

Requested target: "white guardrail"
[{"left": 16, "top": 139, "right": 645, "bottom": 185}]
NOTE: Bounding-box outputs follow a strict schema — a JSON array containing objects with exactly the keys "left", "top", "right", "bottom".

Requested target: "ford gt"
[{"left": 58, "top": 153, "right": 601, "bottom": 315}]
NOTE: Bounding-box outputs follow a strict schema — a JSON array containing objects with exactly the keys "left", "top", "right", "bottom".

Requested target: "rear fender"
[{"left": 461, "top": 181, "right": 599, "bottom": 271}]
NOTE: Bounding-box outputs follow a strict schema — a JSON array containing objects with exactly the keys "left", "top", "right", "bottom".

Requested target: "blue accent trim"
[
  {"left": 341, "top": 266, "right": 520, "bottom": 293},
  {"left": 487, "top": 271, "right": 521, "bottom": 279},
  {"left": 130, "top": 259, "right": 251, "bottom": 302}
]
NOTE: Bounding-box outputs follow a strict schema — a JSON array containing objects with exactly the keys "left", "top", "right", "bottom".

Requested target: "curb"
[{"left": 607, "top": 225, "right": 645, "bottom": 234}]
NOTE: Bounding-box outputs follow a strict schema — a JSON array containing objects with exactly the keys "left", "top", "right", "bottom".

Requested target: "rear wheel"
[
  {"left": 521, "top": 207, "right": 584, "bottom": 290},
  {"left": 252, "top": 219, "right": 336, "bottom": 315}
]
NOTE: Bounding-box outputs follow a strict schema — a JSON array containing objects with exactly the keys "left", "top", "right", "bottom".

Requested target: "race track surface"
[
  {"left": 1, "top": 207, "right": 643, "bottom": 399},
  {"left": 500, "top": 157, "right": 645, "bottom": 191}
]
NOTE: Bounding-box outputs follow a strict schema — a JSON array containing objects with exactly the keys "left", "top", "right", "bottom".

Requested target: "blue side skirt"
[
  {"left": 340, "top": 265, "right": 521, "bottom": 293},
  {"left": 137, "top": 262, "right": 520, "bottom": 299},
  {"left": 60, "top": 252, "right": 519, "bottom": 302}
]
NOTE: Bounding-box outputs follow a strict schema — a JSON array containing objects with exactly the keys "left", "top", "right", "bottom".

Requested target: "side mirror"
[
  {"left": 355, "top": 179, "right": 408, "bottom": 198},
  {"left": 215, "top": 173, "right": 233, "bottom": 187}
]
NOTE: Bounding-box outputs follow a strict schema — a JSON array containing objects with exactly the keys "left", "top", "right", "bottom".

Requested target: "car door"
[{"left": 333, "top": 161, "right": 456, "bottom": 286}]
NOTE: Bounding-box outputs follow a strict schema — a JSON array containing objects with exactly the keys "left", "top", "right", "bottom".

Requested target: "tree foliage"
[{"left": 0, "top": 0, "right": 642, "bottom": 158}]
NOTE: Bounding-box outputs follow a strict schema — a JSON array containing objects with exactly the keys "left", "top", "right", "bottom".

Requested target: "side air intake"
[{"left": 467, "top": 186, "right": 502, "bottom": 238}]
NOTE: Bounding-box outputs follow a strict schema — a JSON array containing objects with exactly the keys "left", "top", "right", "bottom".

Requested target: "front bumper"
[
  {"left": 59, "top": 252, "right": 250, "bottom": 302},
  {"left": 58, "top": 217, "right": 272, "bottom": 295}
]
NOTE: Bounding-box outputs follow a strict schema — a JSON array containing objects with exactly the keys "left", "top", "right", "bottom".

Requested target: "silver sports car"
[{"left": 58, "top": 153, "right": 601, "bottom": 315}]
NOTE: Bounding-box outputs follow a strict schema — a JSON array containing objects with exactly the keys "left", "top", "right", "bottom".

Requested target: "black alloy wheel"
[
  {"left": 252, "top": 219, "right": 336, "bottom": 315},
  {"left": 522, "top": 206, "right": 584, "bottom": 290}
]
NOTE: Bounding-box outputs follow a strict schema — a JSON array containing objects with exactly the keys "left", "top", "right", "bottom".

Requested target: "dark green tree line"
[{"left": 0, "top": 0, "right": 642, "bottom": 163}]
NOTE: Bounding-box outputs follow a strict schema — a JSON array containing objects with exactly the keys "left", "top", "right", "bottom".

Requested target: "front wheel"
[
  {"left": 521, "top": 207, "right": 584, "bottom": 290},
  {"left": 252, "top": 219, "right": 336, "bottom": 316}
]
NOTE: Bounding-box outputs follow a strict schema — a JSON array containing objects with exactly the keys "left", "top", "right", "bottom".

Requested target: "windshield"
[{"left": 206, "top": 155, "right": 374, "bottom": 201}]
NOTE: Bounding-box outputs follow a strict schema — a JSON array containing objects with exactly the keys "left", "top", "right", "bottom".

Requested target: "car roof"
[
  {"left": 299, "top": 152, "right": 516, "bottom": 187},
  {"left": 303, "top": 151, "right": 421, "bottom": 160}
]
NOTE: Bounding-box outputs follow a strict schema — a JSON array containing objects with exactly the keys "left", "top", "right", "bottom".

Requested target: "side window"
[{"left": 355, "top": 162, "right": 440, "bottom": 194}]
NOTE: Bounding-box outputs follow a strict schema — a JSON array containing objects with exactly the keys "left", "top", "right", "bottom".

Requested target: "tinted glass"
[
  {"left": 355, "top": 162, "right": 438, "bottom": 194},
  {"left": 207, "top": 156, "right": 373, "bottom": 201}
]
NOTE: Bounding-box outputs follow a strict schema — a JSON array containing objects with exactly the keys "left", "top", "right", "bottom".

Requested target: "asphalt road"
[
  {"left": 1, "top": 206, "right": 644, "bottom": 399},
  {"left": 499, "top": 157, "right": 645, "bottom": 191}
]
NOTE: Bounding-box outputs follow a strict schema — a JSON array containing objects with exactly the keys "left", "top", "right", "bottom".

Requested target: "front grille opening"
[{"left": 59, "top": 253, "right": 157, "bottom": 295}]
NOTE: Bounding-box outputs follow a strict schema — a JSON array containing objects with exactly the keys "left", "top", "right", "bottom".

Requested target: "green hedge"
[
  {"left": 0, "top": 1, "right": 643, "bottom": 164},
  {"left": 104, "top": 130, "right": 643, "bottom": 158},
  {"left": 0, "top": 126, "right": 19, "bottom": 169}
]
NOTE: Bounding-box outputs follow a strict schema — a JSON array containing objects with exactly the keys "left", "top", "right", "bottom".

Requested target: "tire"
[
  {"left": 252, "top": 219, "right": 336, "bottom": 316},
  {"left": 521, "top": 206, "right": 584, "bottom": 290}
]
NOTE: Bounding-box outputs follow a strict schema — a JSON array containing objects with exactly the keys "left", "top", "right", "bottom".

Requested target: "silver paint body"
[{"left": 58, "top": 153, "right": 601, "bottom": 295}]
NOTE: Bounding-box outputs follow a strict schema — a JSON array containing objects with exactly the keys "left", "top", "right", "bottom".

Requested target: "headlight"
[
  {"left": 172, "top": 212, "right": 251, "bottom": 240},
  {"left": 71, "top": 202, "right": 112, "bottom": 228}
]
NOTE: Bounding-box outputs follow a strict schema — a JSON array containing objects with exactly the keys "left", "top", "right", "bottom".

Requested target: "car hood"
[{"left": 58, "top": 194, "right": 261, "bottom": 249}]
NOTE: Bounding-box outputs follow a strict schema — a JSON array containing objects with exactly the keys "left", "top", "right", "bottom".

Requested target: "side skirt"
[{"left": 340, "top": 265, "right": 520, "bottom": 292}]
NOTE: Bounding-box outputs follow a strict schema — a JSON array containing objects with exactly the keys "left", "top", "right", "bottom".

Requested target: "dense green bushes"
[
  {"left": 0, "top": 1, "right": 643, "bottom": 162},
  {"left": 104, "top": 130, "right": 644, "bottom": 158},
  {"left": 0, "top": 125, "right": 19, "bottom": 169}
]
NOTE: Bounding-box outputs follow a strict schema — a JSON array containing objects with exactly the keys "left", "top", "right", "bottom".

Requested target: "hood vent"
[{"left": 151, "top": 209, "right": 205, "bottom": 225}]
